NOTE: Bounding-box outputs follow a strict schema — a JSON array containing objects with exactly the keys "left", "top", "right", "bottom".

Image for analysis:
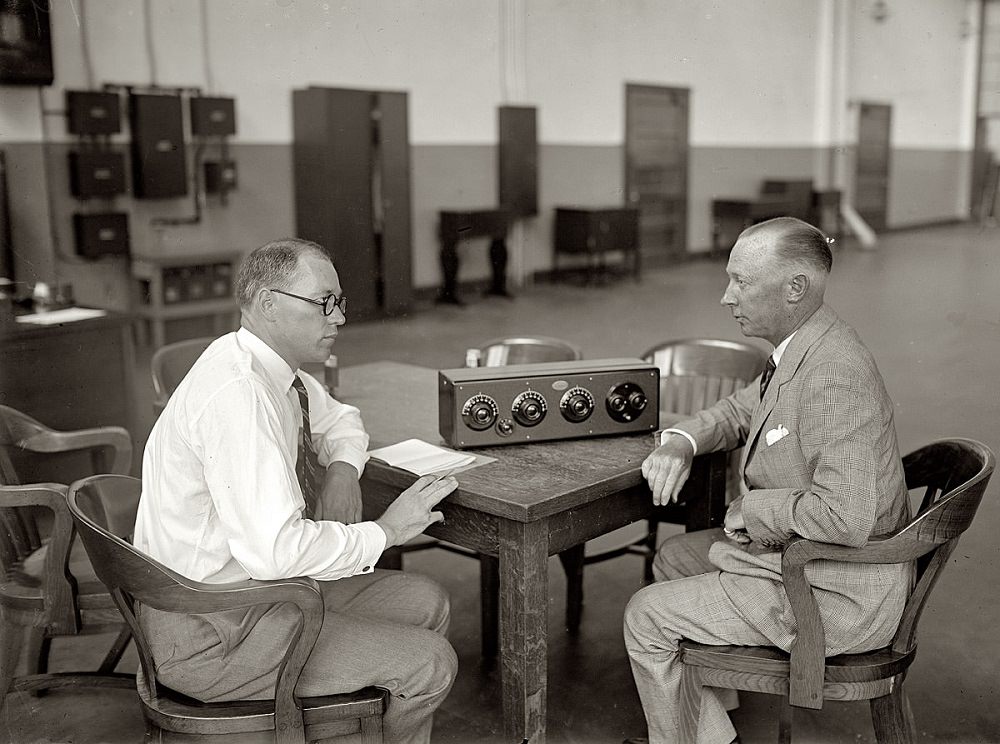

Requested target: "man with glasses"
[{"left": 135, "top": 238, "right": 458, "bottom": 744}]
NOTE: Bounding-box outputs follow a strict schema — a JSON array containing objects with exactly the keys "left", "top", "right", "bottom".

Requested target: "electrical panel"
[
  {"left": 190, "top": 96, "right": 236, "bottom": 137},
  {"left": 73, "top": 213, "right": 130, "bottom": 259},
  {"left": 65, "top": 90, "right": 122, "bottom": 135},
  {"left": 68, "top": 151, "right": 127, "bottom": 198},
  {"left": 129, "top": 93, "right": 187, "bottom": 199}
]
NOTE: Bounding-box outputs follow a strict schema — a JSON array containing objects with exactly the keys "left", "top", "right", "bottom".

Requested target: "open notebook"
[{"left": 368, "top": 439, "right": 477, "bottom": 476}]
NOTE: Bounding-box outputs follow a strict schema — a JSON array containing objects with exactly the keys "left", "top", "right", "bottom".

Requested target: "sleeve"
[
  {"left": 671, "top": 377, "right": 760, "bottom": 454},
  {"left": 741, "top": 361, "right": 883, "bottom": 548},
  {"left": 298, "top": 370, "right": 370, "bottom": 476},
  {"left": 195, "top": 378, "right": 385, "bottom": 581}
]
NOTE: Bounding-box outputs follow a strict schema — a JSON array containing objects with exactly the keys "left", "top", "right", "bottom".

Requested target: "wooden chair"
[
  {"left": 471, "top": 335, "right": 583, "bottom": 367},
  {"left": 562, "top": 338, "right": 767, "bottom": 632},
  {"left": 0, "top": 405, "right": 134, "bottom": 704},
  {"left": 150, "top": 336, "right": 216, "bottom": 414},
  {"left": 678, "top": 438, "right": 995, "bottom": 744},
  {"left": 67, "top": 474, "right": 388, "bottom": 744}
]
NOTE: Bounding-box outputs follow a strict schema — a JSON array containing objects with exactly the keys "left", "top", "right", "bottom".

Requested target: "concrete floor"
[{"left": 3, "top": 221, "right": 999, "bottom": 743}]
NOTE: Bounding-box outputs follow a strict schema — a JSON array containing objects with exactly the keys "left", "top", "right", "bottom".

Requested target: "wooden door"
[
  {"left": 625, "top": 84, "right": 689, "bottom": 264},
  {"left": 854, "top": 102, "right": 891, "bottom": 232},
  {"left": 375, "top": 91, "right": 413, "bottom": 316}
]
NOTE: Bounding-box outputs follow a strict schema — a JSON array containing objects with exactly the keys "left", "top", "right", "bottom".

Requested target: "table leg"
[
  {"left": 437, "top": 237, "right": 461, "bottom": 304},
  {"left": 487, "top": 237, "right": 509, "bottom": 296},
  {"left": 500, "top": 519, "right": 548, "bottom": 743}
]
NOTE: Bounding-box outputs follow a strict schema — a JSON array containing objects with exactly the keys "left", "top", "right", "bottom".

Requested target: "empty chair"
[
  {"left": 678, "top": 438, "right": 994, "bottom": 743},
  {"left": 0, "top": 405, "right": 134, "bottom": 705},
  {"left": 67, "top": 474, "right": 387, "bottom": 744},
  {"left": 470, "top": 335, "right": 583, "bottom": 367},
  {"left": 150, "top": 336, "right": 216, "bottom": 414}
]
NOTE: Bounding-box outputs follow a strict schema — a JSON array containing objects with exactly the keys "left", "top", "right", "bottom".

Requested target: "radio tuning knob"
[
  {"left": 511, "top": 390, "right": 547, "bottom": 427},
  {"left": 559, "top": 386, "right": 595, "bottom": 423},
  {"left": 629, "top": 391, "right": 647, "bottom": 411},
  {"left": 461, "top": 394, "right": 499, "bottom": 431}
]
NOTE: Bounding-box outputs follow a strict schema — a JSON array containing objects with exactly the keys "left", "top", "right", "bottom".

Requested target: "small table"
[
  {"left": 437, "top": 209, "right": 510, "bottom": 305},
  {"left": 339, "top": 361, "right": 726, "bottom": 743},
  {"left": 553, "top": 206, "right": 640, "bottom": 283}
]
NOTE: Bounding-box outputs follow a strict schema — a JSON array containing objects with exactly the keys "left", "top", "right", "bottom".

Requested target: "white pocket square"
[{"left": 765, "top": 425, "right": 789, "bottom": 446}]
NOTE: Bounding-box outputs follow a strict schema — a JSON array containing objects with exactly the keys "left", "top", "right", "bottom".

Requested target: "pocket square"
[{"left": 765, "top": 425, "right": 789, "bottom": 446}]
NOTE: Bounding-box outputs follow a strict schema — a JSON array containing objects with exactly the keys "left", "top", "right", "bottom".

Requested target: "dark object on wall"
[
  {"left": 73, "top": 212, "right": 130, "bottom": 259},
  {"left": 855, "top": 101, "right": 891, "bottom": 231},
  {"left": 498, "top": 106, "right": 538, "bottom": 217},
  {"left": 189, "top": 96, "right": 236, "bottom": 137},
  {"left": 554, "top": 206, "right": 640, "bottom": 284},
  {"left": 129, "top": 93, "right": 187, "bottom": 199},
  {"left": 0, "top": 0, "right": 54, "bottom": 86},
  {"left": 0, "top": 150, "right": 14, "bottom": 282},
  {"left": 292, "top": 86, "right": 412, "bottom": 320},
  {"left": 203, "top": 159, "right": 237, "bottom": 194},
  {"left": 66, "top": 90, "right": 122, "bottom": 135},
  {"left": 437, "top": 208, "right": 509, "bottom": 305},
  {"left": 69, "top": 151, "right": 127, "bottom": 198}
]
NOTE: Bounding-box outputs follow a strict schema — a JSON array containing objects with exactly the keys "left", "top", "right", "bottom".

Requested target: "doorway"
[{"left": 854, "top": 102, "right": 892, "bottom": 232}]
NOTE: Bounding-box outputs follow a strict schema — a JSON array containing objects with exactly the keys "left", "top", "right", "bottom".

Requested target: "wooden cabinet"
[
  {"left": 292, "top": 87, "right": 412, "bottom": 320},
  {"left": 553, "top": 207, "right": 640, "bottom": 283},
  {"left": 131, "top": 252, "right": 240, "bottom": 349}
]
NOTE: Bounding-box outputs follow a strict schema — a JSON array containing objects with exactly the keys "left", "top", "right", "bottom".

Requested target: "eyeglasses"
[{"left": 269, "top": 289, "right": 347, "bottom": 316}]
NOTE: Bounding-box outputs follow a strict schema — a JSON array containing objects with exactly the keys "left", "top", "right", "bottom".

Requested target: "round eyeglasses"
[{"left": 269, "top": 289, "right": 347, "bottom": 316}]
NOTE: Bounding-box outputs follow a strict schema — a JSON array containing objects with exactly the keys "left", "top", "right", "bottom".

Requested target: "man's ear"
[
  {"left": 256, "top": 287, "right": 279, "bottom": 321},
  {"left": 787, "top": 272, "right": 810, "bottom": 304}
]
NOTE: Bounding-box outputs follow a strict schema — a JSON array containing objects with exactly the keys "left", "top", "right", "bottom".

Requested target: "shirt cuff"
[
  {"left": 660, "top": 428, "right": 698, "bottom": 455},
  {"left": 353, "top": 521, "right": 387, "bottom": 574}
]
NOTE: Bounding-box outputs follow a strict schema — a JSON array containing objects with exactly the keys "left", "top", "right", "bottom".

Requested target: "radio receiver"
[{"left": 439, "top": 358, "right": 659, "bottom": 449}]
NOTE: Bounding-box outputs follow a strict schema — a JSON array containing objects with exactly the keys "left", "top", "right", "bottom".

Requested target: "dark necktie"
[
  {"left": 759, "top": 355, "right": 777, "bottom": 400},
  {"left": 291, "top": 375, "right": 321, "bottom": 519}
]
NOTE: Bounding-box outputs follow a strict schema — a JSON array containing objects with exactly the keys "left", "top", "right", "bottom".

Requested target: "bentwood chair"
[
  {"left": 471, "top": 335, "right": 583, "bottom": 367},
  {"left": 150, "top": 336, "right": 216, "bottom": 414},
  {"left": 0, "top": 405, "right": 134, "bottom": 705},
  {"left": 678, "top": 438, "right": 995, "bottom": 743},
  {"left": 68, "top": 474, "right": 387, "bottom": 744},
  {"left": 557, "top": 339, "right": 768, "bottom": 631}
]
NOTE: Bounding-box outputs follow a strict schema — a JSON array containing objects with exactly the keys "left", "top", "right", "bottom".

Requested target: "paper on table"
[
  {"left": 15, "top": 307, "right": 108, "bottom": 325},
  {"left": 368, "top": 438, "right": 476, "bottom": 476}
]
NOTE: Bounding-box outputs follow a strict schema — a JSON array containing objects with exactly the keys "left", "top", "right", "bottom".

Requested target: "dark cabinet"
[
  {"left": 292, "top": 87, "right": 412, "bottom": 320},
  {"left": 554, "top": 207, "right": 640, "bottom": 283}
]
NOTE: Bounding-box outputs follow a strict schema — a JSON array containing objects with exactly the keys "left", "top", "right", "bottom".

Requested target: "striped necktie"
[
  {"left": 759, "top": 355, "right": 777, "bottom": 400},
  {"left": 291, "top": 375, "right": 321, "bottom": 520}
]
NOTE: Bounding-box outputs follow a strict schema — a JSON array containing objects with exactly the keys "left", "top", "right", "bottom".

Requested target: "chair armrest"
[
  {"left": 780, "top": 534, "right": 923, "bottom": 709},
  {"left": 0, "top": 484, "right": 79, "bottom": 634},
  {"left": 19, "top": 426, "right": 133, "bottom": 475}
]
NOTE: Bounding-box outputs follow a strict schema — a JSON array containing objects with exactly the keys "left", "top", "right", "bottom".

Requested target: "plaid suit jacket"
[{"left": 674, "top": 304, "right": 914, "bottom": 655}]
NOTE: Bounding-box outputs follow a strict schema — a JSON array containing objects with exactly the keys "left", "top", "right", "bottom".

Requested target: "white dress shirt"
[{"left": 135, "top": 328, "right": 386, "bottom": 584}]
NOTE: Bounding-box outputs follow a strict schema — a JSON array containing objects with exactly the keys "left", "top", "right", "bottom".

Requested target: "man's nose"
[
  {"left": 329, "top": 308, "right": 346, "bottom": 325},
  {"left": 720, "top": 287, "right": 735, "bottom": 306}
]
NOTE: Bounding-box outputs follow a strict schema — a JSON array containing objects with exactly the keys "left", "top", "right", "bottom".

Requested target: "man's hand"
[
  {"left": 641, "top": 433, "right": 694, "bottom": 506},
  {"left": 375, "top": 475, "right": 458, "bottom": 548},
  {"left": 723, "top": 497, "right": 751, "bottom": 544},
  {"left": 316, "top": 462, "right": 363, "bottom": 524}
]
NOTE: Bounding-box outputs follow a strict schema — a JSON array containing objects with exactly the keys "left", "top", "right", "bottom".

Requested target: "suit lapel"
[{"left": 739, "top": 305, "right": 840, "bottom": 479}]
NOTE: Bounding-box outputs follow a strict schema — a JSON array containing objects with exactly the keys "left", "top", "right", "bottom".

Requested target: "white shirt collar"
[
  {"left": 771, "top": 331, "right": 796, "bottom": 365},
  {"left": 235, "top": 327, "right": 296, "bottom": 391}
]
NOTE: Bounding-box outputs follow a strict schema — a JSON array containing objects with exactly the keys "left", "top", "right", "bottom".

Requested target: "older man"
[
  {"left": 135, "top": 238, "right": 457, "bottom": 744},
  {"left": 624, "top": 217, "right": 913, "bottom": 744}
]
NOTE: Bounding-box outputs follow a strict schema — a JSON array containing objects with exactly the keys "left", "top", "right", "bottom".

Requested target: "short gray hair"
[
  {"left": 234, "top": 238, "right": 330, "bottom": 308},
  {"left": 742, "top": 217, "right": 833, "bottom": 273}
]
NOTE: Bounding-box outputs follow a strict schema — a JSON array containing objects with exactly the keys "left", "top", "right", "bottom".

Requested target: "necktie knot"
[{"left": 760, "top": 356, "right": 777, "bottom": 399}]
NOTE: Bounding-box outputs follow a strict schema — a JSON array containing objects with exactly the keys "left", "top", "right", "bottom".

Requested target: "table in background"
[
  {"left": 437, "top": 208, "right": 510, "bottom": 305},
  {"left": 553, "top": 206, "right": 640, "bottom": 284},
  {"left": 0, "top": 312, "right": 136, "bottom": 450},
  {"left": 338, "top": 361, "right": 726, "bottom": 743}
]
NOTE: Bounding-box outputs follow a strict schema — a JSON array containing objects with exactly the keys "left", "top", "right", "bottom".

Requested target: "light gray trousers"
[
  {"left": 624, "top": 528, "right": 768, "bottom": 744},
  {"left": 140, "top": 569, "right": 457, "bottom": 744}
]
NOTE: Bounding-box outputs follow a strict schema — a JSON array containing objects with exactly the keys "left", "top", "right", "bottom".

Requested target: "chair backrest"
[
  {"left": 150, "top": 336, "right": 215, "bottom": 411},
  {"left": 887, "top": 438, "right": 995, "bottom": 654},
  {"left": 641, "top": 338, "right": 768, "bottom": 417},
  {"left": 475, "top": 335, "right": 583, "bottom": 367}
]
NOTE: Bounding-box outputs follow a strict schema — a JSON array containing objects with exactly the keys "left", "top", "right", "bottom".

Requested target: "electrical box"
[
  {"left": 130, "top": 93, "right": 187, "bottom": 198},
  {"left": 204, "top": 159, "right": 237, "bottom": 193},
  {"left": 68, "top": 151, "right": 127, "bottom": 198},
  {"left": 66, "top": 91, "right": 122, "bottom": 135},
  {"left": 190, "top": 96, "right": 236, "bottom": 137},
  {"left": 73, "top": 213, "right": 130, "bottom": 259}
]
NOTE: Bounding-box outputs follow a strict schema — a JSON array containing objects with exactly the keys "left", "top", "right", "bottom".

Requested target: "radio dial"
[
  {"left": 606, "top": 382, "right": 649, "bottom": 423},
  {"left": 559, "top": 386, "right": 595, "bottom": 423},
  {"left": 511, "top": 390, "right": 547, "bottom": 427},
  {"left": 461, "top": 394, "right": 499, "bottom": 431}
]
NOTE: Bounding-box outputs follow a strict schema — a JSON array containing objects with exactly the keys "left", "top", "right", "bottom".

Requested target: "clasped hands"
[{"left": 641, "top": 433, "right": 749, "bottom": 545}]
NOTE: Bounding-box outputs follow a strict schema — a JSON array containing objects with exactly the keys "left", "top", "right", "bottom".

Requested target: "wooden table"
[
  {"left": 339, "top": 361, "right": 725, "bottom": 743},
  {"left": 437, "top": 208, "right": 510, "bottom": 305}
]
